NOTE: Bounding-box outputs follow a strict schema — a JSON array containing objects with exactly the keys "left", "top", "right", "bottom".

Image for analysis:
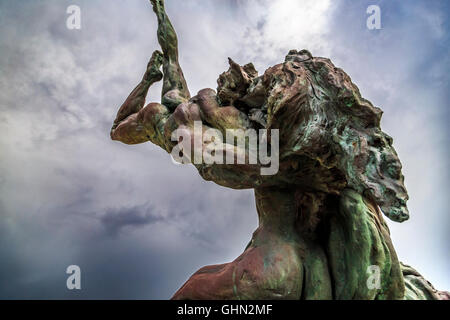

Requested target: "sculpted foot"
[
  {"left": 150, "top": 0, "right": 165, "bottom": 16},
  {"left": 144, "top": 50, "right": 164, "bottom": 83}
]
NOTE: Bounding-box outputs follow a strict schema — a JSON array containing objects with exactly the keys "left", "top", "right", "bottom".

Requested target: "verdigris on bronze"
[{"left": 111, "top": 0, "right": 449, "bottom": 300}]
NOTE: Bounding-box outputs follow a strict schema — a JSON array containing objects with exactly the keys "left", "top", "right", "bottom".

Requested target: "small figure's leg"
[
  {"left": 111, "top": 102, "right": 169, "bottom": 147},
  {"left": 150, "top": 0, "right": 190, "bottom": 110},
  {"left": 111, "top": 50, "right": 169, "bottom": 147},
  {"left": 112, "top": 50, "right": 163, "bottom": 130}
]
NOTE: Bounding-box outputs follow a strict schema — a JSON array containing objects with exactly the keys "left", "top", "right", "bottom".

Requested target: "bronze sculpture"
[{"left": 111, "top": 0, "right": 448, "bottom": 300}]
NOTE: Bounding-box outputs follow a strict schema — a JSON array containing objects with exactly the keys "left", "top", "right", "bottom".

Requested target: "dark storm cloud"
[{"left": 100, "top": 204, "right": 163, "bottom": 237}]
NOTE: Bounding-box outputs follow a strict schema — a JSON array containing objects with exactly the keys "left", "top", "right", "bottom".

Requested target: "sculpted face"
[{"left": 365, "top": 132, "right": 409, "bottom": 222}]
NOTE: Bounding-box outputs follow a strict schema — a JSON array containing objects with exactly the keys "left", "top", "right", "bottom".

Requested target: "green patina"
[{"left": 110, "top": 0, "right": 448, "bottom": 300}]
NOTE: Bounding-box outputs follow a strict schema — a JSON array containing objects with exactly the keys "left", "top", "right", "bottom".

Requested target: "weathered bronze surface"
[{"left": 111, "top": 0, "right": 449, "bottom": 300}]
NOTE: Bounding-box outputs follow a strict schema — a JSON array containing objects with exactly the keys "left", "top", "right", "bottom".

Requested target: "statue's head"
[
  {"left": 278, "top": 50, "right": 409, "bottom": 222},
  {"left": 216, "top": 50, "right": 409, "bottom": 222}
]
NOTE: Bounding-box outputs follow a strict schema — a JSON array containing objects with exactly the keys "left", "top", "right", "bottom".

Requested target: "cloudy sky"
[{"left": 0, "top": 0, "right": 448, "bottom": 299}]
